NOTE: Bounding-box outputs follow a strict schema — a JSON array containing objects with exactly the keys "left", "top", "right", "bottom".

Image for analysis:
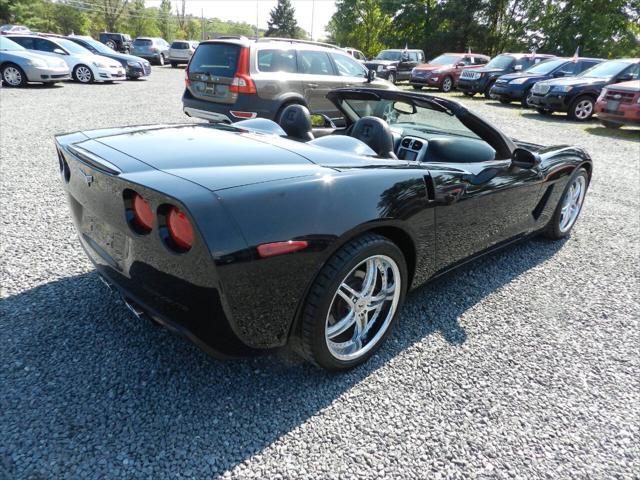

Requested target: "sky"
[{"left": 146, "top": 0, "right": 338, "bottom": 39}]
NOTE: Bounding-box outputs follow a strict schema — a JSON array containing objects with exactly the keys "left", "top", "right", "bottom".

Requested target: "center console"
[{"left": 397, "top": 136, "right": 428, "bottom": 161}]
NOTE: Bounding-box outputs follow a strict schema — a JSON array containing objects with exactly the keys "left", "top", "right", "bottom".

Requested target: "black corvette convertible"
[{"left": 55, "top": 88, "right": 591, "bottom": 370}]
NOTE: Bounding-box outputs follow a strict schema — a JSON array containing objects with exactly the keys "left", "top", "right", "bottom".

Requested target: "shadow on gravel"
[
  {"left": 0, "top": 237, "right": 564, "bottom": 478},
  {"left": 583, "top": 125, "right": 640, "bottom": 142}
]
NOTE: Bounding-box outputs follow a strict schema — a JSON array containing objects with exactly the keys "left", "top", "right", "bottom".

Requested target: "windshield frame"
[{"left": 428, "top": 54, "right": 463, "bottom": 65}]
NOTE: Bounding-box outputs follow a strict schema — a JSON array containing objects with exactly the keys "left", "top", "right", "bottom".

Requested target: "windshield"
[
  {"left": 133, "top": 38, "right": 152, "bottom": 46},
  {"left": 56, "top": 38, "right": 91, "bottom": 54},
  {"left": 428, "top": 54, "right": 462, "bottom": 65},
  {"left": 342, "top": 97, "right": 479, "bottom": 140},
  {"left": 0, "top": 37, "right": 25, "bottom": 51},
  {"left": 578, "top": 60, "right": 631, "bottom": 78},
  {"left": 525, "top": 58, "right": 567, "bottom": 74},
  {"left": 79, "top": 38, "right": 114, "bottom": 54},
  {"left": 485, "top": 55, "right": 514, "bottom": 69},
  {"left": 375, "top": 50, "right": 401, "bottom": 61}
]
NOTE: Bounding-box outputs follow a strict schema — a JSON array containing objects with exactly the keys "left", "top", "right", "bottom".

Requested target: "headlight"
[
  {"left": 127, "top": 60, "right": 140, "bottom": 67},
  {"left": 92, "top": 61, "right": 106, "bottom": 68},
  {"left": 377, "top": 65, "right": 384, "bottom": 72},
  {"left": 28, "top": 59, "right": 47, "bottom": 68},
  {"left": 509, "top": 77, "right": 529, "bottom": 84},
  {"left": 552, "top": 85, "right": 573, "bottom": 93}
]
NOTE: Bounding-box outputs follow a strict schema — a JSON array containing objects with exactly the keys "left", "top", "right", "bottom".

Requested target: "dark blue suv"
[{"left": 491, "top": 57, "right": 603, "bottom": 107}]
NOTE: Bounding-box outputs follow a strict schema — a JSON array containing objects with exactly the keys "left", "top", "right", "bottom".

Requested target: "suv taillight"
[{"left": 230, "top": 47, "right": 256, "bottom": 94}]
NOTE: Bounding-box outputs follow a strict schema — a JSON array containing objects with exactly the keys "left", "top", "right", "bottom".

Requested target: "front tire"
[
  {"left": 298, "top": 233, "right": 407, "bottom": 371},
  {"left": 568, "top": 95, "right": 595, "bottom": 121},
  {"left": 521, "top": 88, "right": 533, "bottom": 108},
  {"left": 1, "top": 63, "right": 27, "bottom": 87},
  {"left": 157, "top": 54, "right": 165, "bottom": 66},
  {"left": 440, "top": 76, "right": 453, "bottom": 93},
  {"left": 484, "top": 81, "right": 495, "bottom": 99},
  {"left": 387, "top": 71, "right": 396, "bottom": 84},
  {"left": 543, "top": 168, "right": 589, "bottom": 240},
  {"left": 73, "top": 64, "right": 94, "bottom": 83}
]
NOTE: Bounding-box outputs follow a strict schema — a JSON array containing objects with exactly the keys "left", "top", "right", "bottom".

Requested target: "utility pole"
[
  {"left": 311, "top": 0, "right": 315, "bottom": 40},
  {"left": 255, "top": 0, "right": 259, "bottom": 39},
  {"left": 201, "top": 8, "right": 205, "bottom": 40}
]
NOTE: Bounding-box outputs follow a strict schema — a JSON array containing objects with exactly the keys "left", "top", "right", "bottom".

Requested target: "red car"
[
  {"left": 595, "top": 80, "right": 640, "bottom": 128},
  {"left": 410, "top": 52, "right": 490, "bottom": 92}
]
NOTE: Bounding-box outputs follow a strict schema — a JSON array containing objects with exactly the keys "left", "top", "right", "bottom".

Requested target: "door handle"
[{"left": 306, "top": 83, "right": 319, "bottom": 88}]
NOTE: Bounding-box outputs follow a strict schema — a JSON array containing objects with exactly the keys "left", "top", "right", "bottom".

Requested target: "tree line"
[
  {"left": 0, "top": 0, "right": 263, "bottom": 41},
  {"left": 327, "top": 0, "right": 640, "bottom": 60}
]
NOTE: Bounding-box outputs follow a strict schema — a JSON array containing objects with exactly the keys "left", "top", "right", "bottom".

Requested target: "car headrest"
[
  {"left": 278, "top": 104, "right": 314, "bottom": 142},
  {"left": 351, "top": 116, "right": 397, "bottom": 159}
]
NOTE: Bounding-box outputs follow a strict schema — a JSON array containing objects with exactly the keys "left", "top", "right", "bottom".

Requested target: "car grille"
[
  {"left": 605, "top": 90, "right": 635, "bottom": 104},
  {"left": 532, "top": 83, "right": 550, "bottom": 95},
  {"left": 413, "top": 70, "right": 430, "bottom": 78},
  {"left": 460, "top": 69, "right": 480, "bottom": 80}
]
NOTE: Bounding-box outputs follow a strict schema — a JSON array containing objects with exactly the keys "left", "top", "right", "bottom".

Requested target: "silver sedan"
[{"left": 0, "top": 36, "right": 70, "bottom": 87}]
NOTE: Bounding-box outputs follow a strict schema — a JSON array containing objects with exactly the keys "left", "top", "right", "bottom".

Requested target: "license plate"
[
  {"left": 83, "top": 215, "right": 126, "bottom": 265},
  {"left": 606, "top": 100, "right": 620, "bottom": 111}
]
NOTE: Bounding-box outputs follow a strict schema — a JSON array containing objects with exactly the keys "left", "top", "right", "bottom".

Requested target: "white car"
[
  {"left": 168, "top": 40, "right": 198, "bottom": 67},
  {"left": 6, "top": 35, "right": 125, "bottom": 83}
]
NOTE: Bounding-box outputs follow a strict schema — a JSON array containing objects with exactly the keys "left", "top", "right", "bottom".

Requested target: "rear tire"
[
  {"left": 170, "top": 62, "right": 177, "bottom": 68},
  {"left": 543, "top": 168, "right": 589, "bottom": 240},
  {"left": 105, "top": 40, "right": 116, "bottom": 50},
  {"left": 1, "top": 63, "right": 27, "bottom": 87},
  {"left": 157, "top": 54, "right": 165, "bottom": 66},
  {"left": 297, "top": 233, "right": 407, "bottom": 371},
  {"left": 521, "top": 88, "right": 533, "bottom": 108},
  {"left": 73, "top": 64, "right": 94, "bottom": 83}
]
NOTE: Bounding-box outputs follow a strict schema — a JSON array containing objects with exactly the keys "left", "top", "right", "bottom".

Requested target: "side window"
[
  {"left": 331, "top": 53, "right": 367, "bottom": 77},
  {"left": 9, "top": 37, "right": 34, "bottom": 49},
  {"left": 257, "top": 49, "right": 297, "bottom": 73},
  {"left": 462, "top": 56, "right": 473, "bottom": 65},
  {"left": 298, "top": 50, "right": 334, "bottom": 75},
  {"left": 515, "top": 58, "right": 531, "bottom": 70},
  {"left": 34, "top": 39, "right": 57, "bottom": 53},
  {"left": 559, "top": 62, "right": 580, "bottom": 75},
  {"left": 408, "top": 52, "right": 418, "bottom": 62},
  {"left": 476, "top": 57, "right": 488, "bottom": 65},
  {"left": 621, "top": 64, "right": 639, "bottom": 80}
]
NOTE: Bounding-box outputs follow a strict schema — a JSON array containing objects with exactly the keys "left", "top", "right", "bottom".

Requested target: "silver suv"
[{"left": 182, "top": 37, "right": 395, "bottom": 124}]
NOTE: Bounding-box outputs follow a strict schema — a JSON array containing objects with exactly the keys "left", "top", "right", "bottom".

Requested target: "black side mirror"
[
  {"left": 616, "top": 73, "right": 633, "bottom": 82},
  {"left": 553, "top": 71, "right": 565, "bottom": 78},
  {"left": 366, "top": 69, "right": 376, "bottom": 83},
  {"left": 511, "top": 148, "right": 541, "bottom": 169}
]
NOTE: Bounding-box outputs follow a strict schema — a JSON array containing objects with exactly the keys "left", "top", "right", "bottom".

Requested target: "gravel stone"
[{"left": 1, "top": 69, "right": 639, "bottom": 479}]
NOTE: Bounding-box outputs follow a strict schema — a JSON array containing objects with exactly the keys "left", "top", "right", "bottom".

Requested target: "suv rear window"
[
  {"left": 133, "top": 38, "right": 152, "bottom": 46},
  {"left": 189, "top": 42, "right": 240, "bottom": 77},
  {"left": 258, "top": 49, "right": 296, "bottom": 72},
  {"left": 172, "top": 41, "right": 190, "bottom": 49}
]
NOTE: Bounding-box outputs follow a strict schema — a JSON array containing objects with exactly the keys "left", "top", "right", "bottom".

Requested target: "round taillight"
[
  {"left": 132, "top": 193, "right": 153, "bottom": 232},
  {"left": 166, "top": 206, "right": 193, "bottom": 250}
]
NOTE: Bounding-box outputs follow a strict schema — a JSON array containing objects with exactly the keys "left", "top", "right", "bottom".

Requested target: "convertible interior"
[{"left": 233, "top": 90, "right": 516, "bottom": 165}]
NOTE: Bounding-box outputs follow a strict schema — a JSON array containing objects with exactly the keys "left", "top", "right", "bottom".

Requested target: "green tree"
[
  {"left": 127, "top": 0, "right": 160, "bottom": 38},
  {"left": 265, "top": 0, "right": 299, "bottom": 38},
  {"left": 328, "top": 0, "right": 392, "bottom": 58}
]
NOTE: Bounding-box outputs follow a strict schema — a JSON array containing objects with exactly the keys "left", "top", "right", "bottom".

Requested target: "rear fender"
[{"left": 216, "top": 167, "right": 435, "bottom": 348}]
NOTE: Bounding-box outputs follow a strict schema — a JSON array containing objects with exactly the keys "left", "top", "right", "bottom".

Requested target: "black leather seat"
[
  {"left": 351, "top": 116, "right": 397, "bottom": 159},
  {"left": 278, "top": 104, "right": 314, "bottom": 142}
]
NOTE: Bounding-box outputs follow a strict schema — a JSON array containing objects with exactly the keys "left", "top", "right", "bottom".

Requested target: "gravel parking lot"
[{"left": 1, "top": 68, "right": 639, "bottom": 479}]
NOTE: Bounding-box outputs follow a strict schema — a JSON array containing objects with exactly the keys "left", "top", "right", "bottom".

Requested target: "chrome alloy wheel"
[
  {"left": 442, "top": 76, "right": 453, "bottom": 92},
  {"left": 325, "top": 255, "right": 401, "bottom": 361},
  {"left": 559, "top": 175, "right": 586, "bottom": 232},
  {"left": 75, "top": 65, "right": 92, "bottom": 83},
  {"left": 3, "top": 66, "right": 22, "bottom": 86},
  {"left": 574, "top": 99, "right": 593, "bottom": 120}
]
